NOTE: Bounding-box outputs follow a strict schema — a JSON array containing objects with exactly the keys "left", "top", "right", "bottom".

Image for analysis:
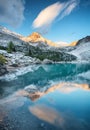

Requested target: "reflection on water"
[
  {"left": 0, "top": 82, "right": 90, "bottom": 103},
  {"left": 0, "top": 106, "right": 8, "bottom": 122},
  {"left": 23, "top": 82, "right": 90, "bottom": 101},
  {"left": 29, "top": 104, "right": 89, "bottom": 130},
  {"left": 1, "top": 82, "right": 89, "bottom": 103},
  {"left": 0, "top": 63, "right": 90, "bottom": 98},
  {"left": 29, "top": 104, "right": 64, "bottom": 128},
  {"left": 0, "top": 63, "right": 90, "bottom": 130}
]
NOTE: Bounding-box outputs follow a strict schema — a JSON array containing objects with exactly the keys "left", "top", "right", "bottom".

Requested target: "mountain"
[
  {"left": 0, "top": 26, "right": 22, "bottom": 38},
  {"left": 68, "top": 36, "right": 90, "bottom": 61},
  {"left": 0, "top": 25, "right": 90, "bottom": 63},
  {"left": 69, "top": 41, "right": 78, "bottom": 46},
  {"left": 0, "top": 25, "right": 25, "bottom": 48},
  {"left": 0, "top": 26, "right": 77, "bottom": 64},
  {"left": 0, "top": 25, "right": 89, "bottom": 78},
  {"left": 0, "top": 26, "right": 78, "bottom": 48},
  {"left": 76, "top": 36, "right": 90, "bottom": 46},
  {"left": 21, "top": 32, "right": 62, "bottom": 47},
  {"left": 0, "top": 26, "right": 67, "bottom": 48}
]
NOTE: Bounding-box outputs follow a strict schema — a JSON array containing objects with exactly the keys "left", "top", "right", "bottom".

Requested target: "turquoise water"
[{"left": 0, "top": 63, "right": 90, "bottom": 130}]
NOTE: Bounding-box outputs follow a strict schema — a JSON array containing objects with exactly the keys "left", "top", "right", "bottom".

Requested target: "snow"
[
  {"left": 0, "top": 26, "right": 22, "bottom": 38},
  {"left": 68, "top": 42, "right": 90, "bottom": 61}
]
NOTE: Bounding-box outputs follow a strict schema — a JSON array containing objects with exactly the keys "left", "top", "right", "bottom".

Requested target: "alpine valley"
[{"left": 0, "top": 25, "right": 90, "bottom": 76}]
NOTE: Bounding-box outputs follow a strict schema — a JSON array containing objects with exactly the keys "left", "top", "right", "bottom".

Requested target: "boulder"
[
  {"left": 42, "top": 59, "right": 53, "bottom": 64},
  {"left": 0, "top": 63, "right": 8, "bottom": 76}
]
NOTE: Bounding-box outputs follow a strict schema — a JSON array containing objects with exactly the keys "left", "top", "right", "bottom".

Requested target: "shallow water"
[{"left": 0, "top": 63, "right": 90, "bottom": 130}]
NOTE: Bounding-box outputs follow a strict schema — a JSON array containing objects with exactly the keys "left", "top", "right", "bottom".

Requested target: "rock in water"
[{"left": 0, "top": 63, "right": 7, "bottom": 76}]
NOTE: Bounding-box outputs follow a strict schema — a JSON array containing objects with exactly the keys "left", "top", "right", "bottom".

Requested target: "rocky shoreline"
[
  {"left": 0, "top": 50, "right": 54, "bottom": 78},
  {"left": 0, "top": 63, "right": 7, "bottom": 76},
  {"left": 0, "top": 49, "right": 89, "bottom": 79}
]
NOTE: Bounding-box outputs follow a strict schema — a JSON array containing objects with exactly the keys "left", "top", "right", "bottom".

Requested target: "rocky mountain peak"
[
  {"left": 27, "top": 32, "right": 43, "bottom": 42},
  {"left": 21, "top": 32, "right": 44, "bottom": 43},
  {"left": 28, "top": 32, "right": 41, "bottom": 39},
  {"left": 76, "top": 36, "right": 90, "bottom": 46}
]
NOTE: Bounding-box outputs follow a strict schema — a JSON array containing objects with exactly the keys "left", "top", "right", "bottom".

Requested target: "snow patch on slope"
[
  {"left": 68, "top": 42, "right": 90, "bottom": 61},
  {"left": 0, "top": 26, "right": 22, "bottom": 38}
]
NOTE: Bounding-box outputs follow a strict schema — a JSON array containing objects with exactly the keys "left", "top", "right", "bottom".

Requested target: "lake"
[{"left": 0, "top": 63, "right": 90, "bottom": 130}]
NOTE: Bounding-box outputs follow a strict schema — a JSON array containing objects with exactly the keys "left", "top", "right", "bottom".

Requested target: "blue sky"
[{"left": 0, "top": 0, "right": 90, "bottom": 43}]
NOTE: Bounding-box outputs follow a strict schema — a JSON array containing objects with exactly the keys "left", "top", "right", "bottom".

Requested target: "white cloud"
[
  {"left": 0, "top": 0, "right": 25, "bottom": 27},
  {"left": 33, "top": 2, "right": 64, "bottom": 28},
  {"left": 60, "top": 0, "right": 80, "bottom": 19},
  {"left": 33, "top": 0, "right": 79, "bottom": 29}
]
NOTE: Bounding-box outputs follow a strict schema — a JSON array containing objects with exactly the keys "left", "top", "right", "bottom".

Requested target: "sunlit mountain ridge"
[{"left": 0, "top": 25, "right": 90, "bottom": 64}]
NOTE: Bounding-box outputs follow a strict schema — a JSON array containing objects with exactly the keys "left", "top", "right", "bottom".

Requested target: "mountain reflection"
[
  {"left": 24, "top": 82, "right": 90, "bottom": 101},
  {"left": 0, "top": 82, "right": 89, "bottom": 103},
  {"left": 0, "top": 82, "right": 90, "bottom": 129}
]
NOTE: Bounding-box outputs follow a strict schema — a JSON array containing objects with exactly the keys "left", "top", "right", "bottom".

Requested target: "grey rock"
[
  {"left": 0, "top": 63, "right": 7, "bottom": 76},
  {"left": 42, "top": 59, "right": 53, "bottom": 64}
]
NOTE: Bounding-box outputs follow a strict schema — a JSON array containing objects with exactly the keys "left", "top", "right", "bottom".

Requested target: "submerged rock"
[{"left": 0, "top": 63, "right": 7, "bottom": 76}]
